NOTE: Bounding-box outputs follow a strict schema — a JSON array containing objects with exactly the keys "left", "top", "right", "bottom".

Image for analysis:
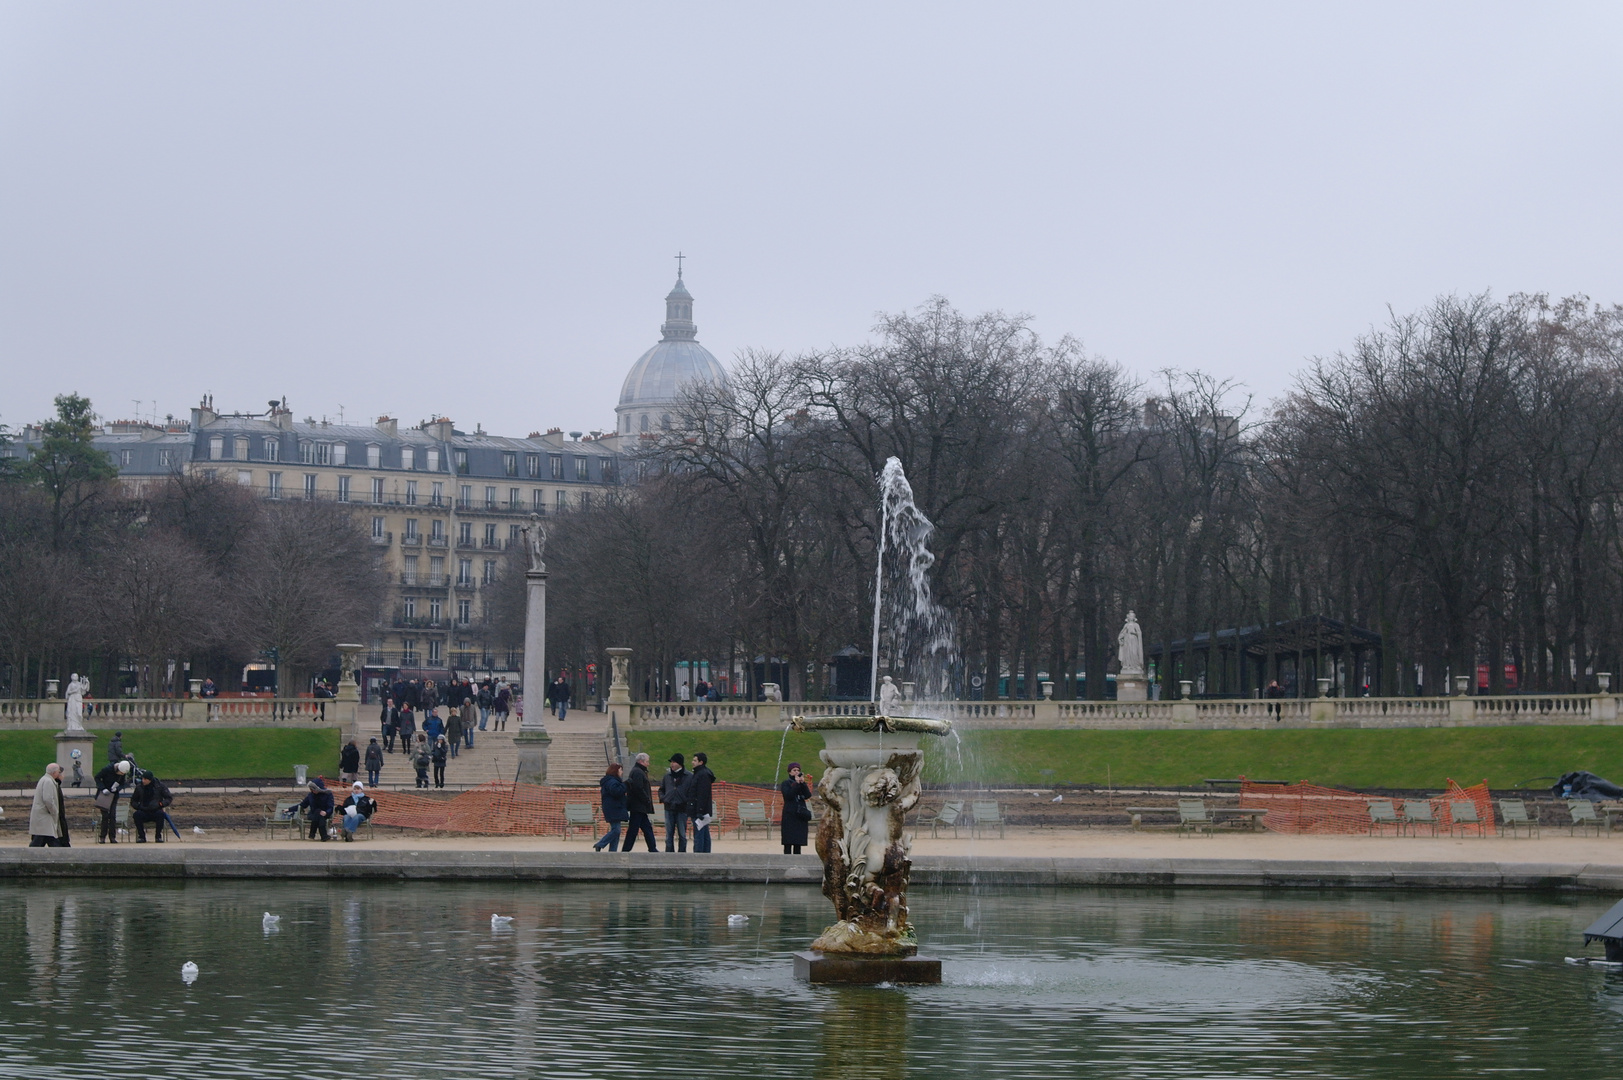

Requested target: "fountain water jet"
[{"left": 793, "top": 456, "right": 952, "bottom": 985}]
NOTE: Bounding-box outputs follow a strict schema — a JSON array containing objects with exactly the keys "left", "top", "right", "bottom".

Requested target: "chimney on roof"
[
  {"left": 424, "top": 417, "right": 454, "bottom": 441},
  {"left": 376, "top": 416, "right": 398, "bottom": 437},
  {"left": 192, "top": 396, "right": 218, "bottom": 429}
]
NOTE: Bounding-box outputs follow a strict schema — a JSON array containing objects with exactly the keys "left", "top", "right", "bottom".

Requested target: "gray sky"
[{"left": 4, "top": 2, "right": 1621, "bottom": 435}]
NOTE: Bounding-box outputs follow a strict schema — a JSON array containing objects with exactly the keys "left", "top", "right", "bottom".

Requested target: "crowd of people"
[{"left": 593, "top": 753, "right": 815, "bottom": 855}]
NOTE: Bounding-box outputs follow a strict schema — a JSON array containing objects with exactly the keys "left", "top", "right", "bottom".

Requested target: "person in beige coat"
[{"left": 30, "top": 763, "right": 70, "bottom": 847}]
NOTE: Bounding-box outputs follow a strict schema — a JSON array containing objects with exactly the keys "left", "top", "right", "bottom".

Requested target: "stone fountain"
[{"left": 791, "top": 456, "right": 954, "bottom": 984}]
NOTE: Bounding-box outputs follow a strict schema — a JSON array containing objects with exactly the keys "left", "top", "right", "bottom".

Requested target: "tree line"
[
  {"left": 512, "top": 292, "right": 1623, "bottom": 701},
  {"left": 0, "top": 395, "right": 386, "bottom": 698}
]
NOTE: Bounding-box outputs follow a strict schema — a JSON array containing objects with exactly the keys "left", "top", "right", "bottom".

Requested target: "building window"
[
  {"left": 300, "top": 441, "right": 314, "bottom": 464},
  {"left": 402, "top": 640, "right": 418, "bottom": 665},
  {"left": 404, "top": 519, "right": 419, "bottom": 541},
  {"left": 639, "top": 414, "right": 649, "bottom": 432},
  {"left": 504, "top": 452, "right": 518, "bottom": 476},
  {"left": 405, "top": 480, "right": 418, "bottom": 506},
  {"left": 484, "top": 486, "right": 497, "bottom": 509},
  {"left": 458, "top": 599, "right": 471, "bottom": 625},
  {"left": 427, "top": 448, "right": 440, "bottom": 472},
  {"left": 575, "top": 455, "right": 589, "bottom": 479},
  {"left": 429, "top": 556, "right": 444, "bottom": 583},
  {"left": 431, "top": 481, "right": 443, "bottom": 506},
  {"left": 315, "top": 443, "right": 332, "bottom": 465},
  {"left": 404, "top": 555, "right": 419, "bottom": 584},
  {"left": 509, "top": 524, "right": 521, "bottom": 542},
  {"left": 457, "top": 559, "right": 472, "bottom": 586},
  {"left": 403, "top": 596, "right": 417, "bottom": 619},
  {"left": 208, "top": 436, "right": 223, "bottom": 460},
  {"left": 483, "top": 523, "right": 497, "bottom": 547},
  {"left": 429, "top": 598, "right": 442, "bottom": 624},
  {"left": 532, "top": 489, "right": 544, "bottom": 510},
  {"left": 428, "top": 640, "right": 442, "bottom": 665},
  {"left": 601, "top": 458, "right": 615, "bottom": 483},
  {"left": 234, "top": 436, "right": 248, "bottom": 459},
  {"left": 267, "top": 472, "right": 282, "bottom": 498},
  {"left": 402, "top": 446, "right": 415, "bottom": 470},
  {"left": 372, "top": 516, "right": 385, "bottom": 539},
  {"left": 579, "top": 491, "right": 591, "bottom": 510},
  {"left": 264, "top": 438, "right": 279, "bottom": 462},
  {"left": 430, "top": 519, "right": 445, "bottom": 542},
  {"left": 371, "top": 477, "right": 384, "bottom": 503},
  {"left": 203, "top": 469, "right": 217, "bottom": 480},
  {"left": 549, "top": 454, "right": 563, "bottom": 479},
  {"left": 556, "top": 490, "right": 567, "bottom": 511},
  {"left": 119, "top": 449, "right": 133, "bottom": 467},
  {"left": 333, "top": 443, "right": 347, "bottom": 466},
  {"left": 366, "top": 444, "right": 380, "bottom": 468},
  {"left": 455, "top": 449, "right": 468, "bottom": 473},
  {"left": 302, "top": 474, "right": 316, "bottom": 499},
  {"left": 237, "top": 470, "right": 252, "bottom": 486},
  {"left": 336, "top": 475, "right": 350, "bottom": 502},
  {"left": 509, "top": 487, "right": 520, "bottom": 509},
  {"left": 526, "top": 453, "right": 540, "bottom": 477},
  {"left": 482, "top": 559, "right": 496, "bottom": 584},
  {"left": 458, "top": 484, "right": 472, "bottom": 508},
  {"left": 159, "top": 450, "right": 173, "bottom": 468},
  {"left": 458, "top": 521, "right": 472, "bottom": 546}
]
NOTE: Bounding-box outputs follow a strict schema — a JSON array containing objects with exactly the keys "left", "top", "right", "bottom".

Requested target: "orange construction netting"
[
  {"left": 1239, "top": 777, "right": 1496, "bottom": 836},
  {"left": 367, "top": 780, "right": 782, "bottom": 836}
]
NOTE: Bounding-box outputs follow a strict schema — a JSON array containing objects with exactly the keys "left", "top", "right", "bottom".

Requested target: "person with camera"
[
  {"left": 779, "top": 763, "right": 815, "bottom": 855},
  {"left": 93, "top": 758, "right": 132, "bottom": 843},
  {"left": 129, "top": 770, "right": 174, "bottom": 843}
]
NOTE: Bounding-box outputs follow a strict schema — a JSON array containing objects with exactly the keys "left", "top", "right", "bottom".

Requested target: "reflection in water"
[
  {"left": 1, "top": 882, "right": 1621, "bottom": 1079},
  {"left": 818, "top": 987, "right": 908, "bottom": 1080}
]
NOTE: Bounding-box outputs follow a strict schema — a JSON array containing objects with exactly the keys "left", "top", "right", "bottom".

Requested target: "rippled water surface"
[{"left": 2, "top": 880, "right": 1620, "bottom": 1078}]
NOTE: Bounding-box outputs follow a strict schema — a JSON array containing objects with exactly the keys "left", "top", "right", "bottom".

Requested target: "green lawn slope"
[
  {"left": 629, "top": 726, "right": 1623, "bottom": 790},
  {"left": 0, "top": 728, "right": 340, "bottom": 784}
]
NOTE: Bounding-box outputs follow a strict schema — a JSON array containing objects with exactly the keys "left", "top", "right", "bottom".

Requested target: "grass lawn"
[
  {"left": 628, "top": 726, "right": 1623, "bottom": 790},
  {"left": 0, "top": 728, "right": 341, "bottom": 784}
]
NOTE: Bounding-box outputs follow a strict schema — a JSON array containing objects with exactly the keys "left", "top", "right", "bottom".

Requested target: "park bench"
[
  {"left": 1497, "top": 799, "right": 1539, "bottom": 838},
  {"left": 734, "top": 799, "right": 770, "bottom": 839},
  {"left": 1211, "top": 807, "right": 1270, "bottom": 831},
  {"left": 1567, "top": 800, "right": 1605, "bottom": 836},
  {"left": 1449, "top": 800, "right": 1485, "bottom": 837},
  {"left": 970, "top": 801, "right": 1006, "bottom": 839},
  {"left": 1176, "top": 799, "right": 1213, "bottom": 836},
  {"left": 562, "top": 803, "right": 597, "bottom": 841},
  {"left": 1403, "top": 800, "right": 1438, "bottom": 837},
  {"left": 1367, "top": 800, "right": 1403, "bottom": 835},
  {"left": 918, "top": 800, "right": 964, "bottom": 838}
]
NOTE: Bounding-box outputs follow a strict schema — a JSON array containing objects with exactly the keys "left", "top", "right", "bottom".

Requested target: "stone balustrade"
[
  {"left": 0, "top": 697, "right": 344, "bottom": 729},
  {"left": 627, "top": 693, "right": 1622, "bottom": 731}
]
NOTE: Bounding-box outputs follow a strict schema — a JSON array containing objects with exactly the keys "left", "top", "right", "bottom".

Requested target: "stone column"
[
  {"left": 513, "top": 568, "right": 551, "bottom": 784},
  {"left": 335, "top": 642, "right": 365, "bottom": 739},
  {"left": 605, "top": 647, "right": 633, "bottom": 750}
]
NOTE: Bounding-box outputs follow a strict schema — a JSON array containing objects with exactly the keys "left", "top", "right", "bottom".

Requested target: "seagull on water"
[
  {"left": 491, "top": 914, "right": 515, "bottom": 928},
  {"left": 181, "top": 962, "right": 199, "bottom": 983},
  {"left": 726, "top": 914, "right": 749, "bottom": 925},
  {"left": 262, "top": 912, "right": 281, "bottom": 928}
]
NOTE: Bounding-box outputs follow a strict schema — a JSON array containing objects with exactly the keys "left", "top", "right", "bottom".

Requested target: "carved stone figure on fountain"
[
  {"left": 810, "top": 746, "right": 924, "bottom": 956},
  {"left": 877, "top": 674, "right": 900, "bottom": 715}
]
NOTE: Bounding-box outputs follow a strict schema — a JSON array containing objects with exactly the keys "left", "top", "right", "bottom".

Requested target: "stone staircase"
[{"left": 361, "top": 710, "right": 608, "bottom": 790}]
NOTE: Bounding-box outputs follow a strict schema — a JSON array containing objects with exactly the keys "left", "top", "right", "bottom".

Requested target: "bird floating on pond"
[
  {"left": 727, "top": 914, "right": 749, "bottom": 925},
  {"left": 181, "top": 962, "right": 199, "bottom": 983},
  {"left": 491, "top": 914, "right": 515, "bottom": 928},
  {"left": 262, "top": 912, "right": 280, "bottom": 928}
]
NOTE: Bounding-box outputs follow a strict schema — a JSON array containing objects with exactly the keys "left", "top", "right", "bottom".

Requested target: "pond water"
[{"left": 1, "top": 880, "right": 1619, "bottom": 1079}]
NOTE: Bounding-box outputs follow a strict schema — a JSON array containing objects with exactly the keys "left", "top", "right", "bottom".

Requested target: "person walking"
[
  {"left": 339, "top": 739, "right": 361, "bottom": 785},
  {"left": 107, "top": 731, "right": 124, "bottom": 766},
  {"left": 129, "top": 770, "right": 174, "bottom": 843},
  {"left": 492, "top": 683, "right": 511, "bottom": 730},
  {"left": 593, "top": 762, "right": 628, "bottom": 851},
  {"left": 779, "top": 763, "right": 814, "bottom": 855},
  {"left": 364, "top": 737, "right": 384, "bottom": 787},
  {"left": 295, "top": 778, "right": 335, "bottom": 841},
  {"left": 396, "top": 703, "right": 417, "bottom": 752},
  {"left": 619, "top": 753, "right": 658, "bottom": 852},
  {"left": 431, "top": 736, "right": 450, "bottom": 788},
  {"left": 339, "top": 781, "right": 375, "bottom": 842},
  {"left": 445, "top": 708, "right": 463, "bottom": 759},
  {"left": 423, "top": 707, "right": 445, "bottom": 745},
  {"left": 29, "top": 763, "right": 70, "bottom": 848},
  {"left": 93, "top": 759, "right": 132, "bottom": 843},
  {"left": 460, "top": 696, "right": 477, "bottom": 750},
  {"left": 477, "top": 679, "right": 492, "bottom": 731},
  {"left": 659, "top": 753, "right": 691, "bottom": 853},
  {"left": 549, "top": 675, "right": 571, "bottom": 722},
  {"left": 688, "top": 752, "right": 716, "bottom": 853},
  {"left": 381, "top": 697, "right": 397, "bottom": 752}
]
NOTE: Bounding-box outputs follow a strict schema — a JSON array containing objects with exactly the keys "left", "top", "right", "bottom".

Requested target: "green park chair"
[
  {"left": 1403, "top": 800, "right": 1438, "bottom": 836},
  {"left": 919, "top": 800, "right": 964, "bottom": 838},
  {"left": 734, "top": 800, "right": 769, "bottom": 839},
  {"left": 562, "top": 803, "right": 597, "bottom": 841},
  {"left": 1449, "top": 800, "right": 1484, "bottom": 837},
  {"left": 1567, "top": 800, "right": 1604, "bottom": 836},
  {"left": 971, "top": 801, "right": 1006, "bottom": 839},
  {"left": 1497, "top": 799, "right": 1539, "bottom": 838},
  {"left": 266, "top": 800, "right": 301, "bottom": 840},
  {"left": 1177, "top": 799, "right": 1213, "bottom": 837},
  {"left": 1367, "top": 800, "right": 1403, "bottom": 835}
]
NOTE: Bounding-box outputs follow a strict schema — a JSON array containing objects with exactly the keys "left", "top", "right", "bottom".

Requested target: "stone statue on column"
[
  {"left": 1116, "top": 611, "right": 1148, "bottom": 702},
  {"left": 63, "top": 673, "right": 89, "bottom": 734},
  {"left": 878, "top": 675, "right": 900, "bottom": 715}
]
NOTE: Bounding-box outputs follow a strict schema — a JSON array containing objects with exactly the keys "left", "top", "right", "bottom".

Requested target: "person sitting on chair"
[
  {"left": 339, "top": 781, "right": 375, "bottom": 842},
  {"left": 129, "top": 770, "right": 174, "bottom": 843}
]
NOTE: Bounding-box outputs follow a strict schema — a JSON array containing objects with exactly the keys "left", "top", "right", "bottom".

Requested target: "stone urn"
[{"left": 791, "top": 713, "right": 952, "bottom": 958}]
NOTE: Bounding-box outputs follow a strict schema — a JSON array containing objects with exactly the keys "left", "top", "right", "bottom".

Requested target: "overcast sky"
[{"left": 4, "top": 2, "right": 1621, "bottom": 436}]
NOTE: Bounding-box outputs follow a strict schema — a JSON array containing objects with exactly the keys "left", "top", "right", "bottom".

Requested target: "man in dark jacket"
[
  {"left": 107, "top": 731, "right": 124, "bottom": 765},
  {"left": 93, "top": 759, "right": 132, "bottom": 843},
  {"left": 339, "top": 739, "right": 361, "bottom": 785},
  {"left": 364, "top": 738, "right": 384, "bottom": 786},
  {"left": 687, "top": 752, "right": 716, "bottom": 854},
  {"left": 128, "top": 770, "right": 173, "bottom": 843},
  {"left": 658, "top": 753, "right": 690, "bottom": 853},
  {"left": 549, "top": 675, "right": 572, "bottom": 721},
  {"left": 294, "top": 779, "right": 336, "bottom": 841},
  {"left": 619, "top": 753, "right": 657, "bottom": 852}
]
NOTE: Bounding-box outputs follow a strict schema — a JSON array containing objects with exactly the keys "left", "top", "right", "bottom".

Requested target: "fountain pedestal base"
[{"left": 792, "top": 951, "right": 941, "bottom": 985}]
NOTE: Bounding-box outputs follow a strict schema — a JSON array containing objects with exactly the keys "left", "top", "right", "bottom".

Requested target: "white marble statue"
[
  {"left": 1118, "top": 611, "right": 1144, "bottom": 676},
  {"left": 523, "top": 513, "right": 547, "bottom": 574},
  {"left": 63, "top": 673, "right": 89, "bottom": 733},
  {"left": 878, "top": 674, "right": 899, "bottom": 715}
]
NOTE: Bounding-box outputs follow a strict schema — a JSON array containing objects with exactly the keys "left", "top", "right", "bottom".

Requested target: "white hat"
[
  {"left": 115, "top": 760, "right": 131, "bottom": 774},
  {"left": 352, "top": 781, "right": 365, "bottom": 790}
]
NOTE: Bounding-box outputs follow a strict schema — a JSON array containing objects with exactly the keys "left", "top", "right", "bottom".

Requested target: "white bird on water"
[
  {"left": 180, "top": 962, "right": 199, "bottom": 984},
  {"left": 262, "top": 912, "right": 281, "bottom": 928},
  {"left": 726, "top": 914, "right": 749, "bottom": 927},
  {"left": 491, "top": 914, "right": 515, "bottom": 928}
]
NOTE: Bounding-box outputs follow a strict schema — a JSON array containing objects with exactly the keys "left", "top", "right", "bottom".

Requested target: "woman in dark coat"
[
  {"left": 779, "top": 762, "right": 814, "bottom": 854},
  {"left": 593, "top": 762, "right": 628, "bottom": 851}
]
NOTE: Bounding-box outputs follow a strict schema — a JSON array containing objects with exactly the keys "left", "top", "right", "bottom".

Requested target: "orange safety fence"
[
  {"left": 369, "top": 780, "right": 784, "bottom": 836},
  {"left": 1239, "top": 777, "right": 1496, "bottom": 837}
]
